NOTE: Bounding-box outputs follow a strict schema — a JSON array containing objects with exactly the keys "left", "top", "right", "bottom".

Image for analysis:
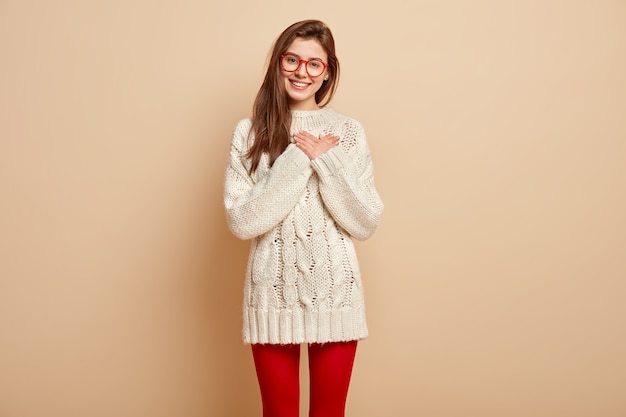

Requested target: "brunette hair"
[{"left": 247, "top": 19, "right": 340, "bottom": 173}]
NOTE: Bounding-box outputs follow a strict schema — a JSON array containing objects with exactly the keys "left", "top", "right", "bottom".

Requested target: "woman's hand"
[{"left": 293, "top": 131, "right": 340, "bottom": 160}]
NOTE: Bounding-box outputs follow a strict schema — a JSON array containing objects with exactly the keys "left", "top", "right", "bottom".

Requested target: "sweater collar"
[{"left": 290, "top": 107, "right": 341, "bottom": 131}]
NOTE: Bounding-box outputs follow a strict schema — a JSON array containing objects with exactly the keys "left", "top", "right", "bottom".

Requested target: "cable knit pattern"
[{"left": 224, "top": 107, "right": 384, "bottom": 344}]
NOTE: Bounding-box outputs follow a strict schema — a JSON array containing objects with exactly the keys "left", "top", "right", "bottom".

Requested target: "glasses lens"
[
  {"left": 281, "top": 54, "right": 299, "bottom": 71},
  {"left": 306, "top": 59, "right": 325, "bottom": 77}
]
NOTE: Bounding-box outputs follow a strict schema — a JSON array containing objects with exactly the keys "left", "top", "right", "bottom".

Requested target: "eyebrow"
[{"left": 284, "top": 52, "right": 325, "bottom": 61}]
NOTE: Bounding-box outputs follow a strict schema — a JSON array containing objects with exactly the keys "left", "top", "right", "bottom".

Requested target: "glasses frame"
[{"left": 280, "top": 53, "right": 328, "bottom": 78}]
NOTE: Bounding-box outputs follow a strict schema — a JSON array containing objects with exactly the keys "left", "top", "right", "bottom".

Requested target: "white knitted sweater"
[{"left": 224, "top": 107, "right": 383, "bottom": 344}]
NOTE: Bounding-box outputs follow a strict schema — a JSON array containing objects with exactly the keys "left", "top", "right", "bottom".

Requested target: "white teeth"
[{"left": 291, "top": 81, "right": 308, "bottom": 87}]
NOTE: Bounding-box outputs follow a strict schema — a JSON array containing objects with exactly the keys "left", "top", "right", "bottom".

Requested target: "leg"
[
  {"left": 308, "top": 341, "right": 358, "bottom": 417},
  {"left": 251, "top": 343, "right": 301, "bottom": 417}
]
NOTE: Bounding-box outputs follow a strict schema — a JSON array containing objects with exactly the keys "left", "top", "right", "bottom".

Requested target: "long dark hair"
[{"left": 247, "top": 19, "right": 340, "bottom": 173}]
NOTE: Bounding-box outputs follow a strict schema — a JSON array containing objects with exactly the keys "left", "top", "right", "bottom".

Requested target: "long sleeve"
[
  {"left": 224, "top": 119, "right": 313, "bottom": 240},
  {"left": 311, "top": 119, "right": 384, "bottom": 240}
]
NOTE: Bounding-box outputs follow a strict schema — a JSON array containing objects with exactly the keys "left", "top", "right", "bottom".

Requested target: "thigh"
[
  {"left": 251, "top": 343, "right": 301, "bottom": 417},
  {"left": 308, "top": 341, "right": 358, "bottom": 417}
]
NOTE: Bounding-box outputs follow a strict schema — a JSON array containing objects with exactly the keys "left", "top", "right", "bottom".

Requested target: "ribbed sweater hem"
[{"left": 243, "top": 307, "right": 368, "bottom": 345}]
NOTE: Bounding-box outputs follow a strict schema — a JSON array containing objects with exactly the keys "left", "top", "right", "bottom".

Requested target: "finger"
[
  {"left": 294, "top": 133, "right": 313, "bottom": 144},
  {"left": 295, "top": 131, "right": 317, "bottom": 141},
  {"left": 320, "top": 137, "right": 339, "bottom": 148},
  {"left": 320, "top": 134, "right": 340, "bottom": 143},
  {"left": 296, "top": 134, "right": 317, "bottom": 147}
]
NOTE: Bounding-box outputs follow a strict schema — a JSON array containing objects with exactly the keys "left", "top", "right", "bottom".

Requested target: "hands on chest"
[{"left": 293, "top": 130, "right": 339, "bottom": 160}]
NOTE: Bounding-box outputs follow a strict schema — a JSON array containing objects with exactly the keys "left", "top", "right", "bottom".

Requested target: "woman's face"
[{"left": 280, "top": 37, "right": 329, "bottom": 110}]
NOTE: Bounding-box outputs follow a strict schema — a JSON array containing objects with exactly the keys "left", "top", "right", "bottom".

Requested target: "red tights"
[{"left": 251, "top": 341, "right": 358, "bottom": 417}]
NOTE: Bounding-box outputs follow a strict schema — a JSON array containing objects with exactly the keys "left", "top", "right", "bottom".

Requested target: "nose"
[{"left": 295, "top": 61, "right": 308, "bottom": 77}]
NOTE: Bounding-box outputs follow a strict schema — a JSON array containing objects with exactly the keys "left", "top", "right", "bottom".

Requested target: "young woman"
[{"left": 224, "top": 19, "right": 384, "bottom": 417}]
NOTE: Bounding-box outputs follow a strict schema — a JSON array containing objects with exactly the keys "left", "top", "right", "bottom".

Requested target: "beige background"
[{"left": 1, "top": 1, "right": 625, "bottom": 416}]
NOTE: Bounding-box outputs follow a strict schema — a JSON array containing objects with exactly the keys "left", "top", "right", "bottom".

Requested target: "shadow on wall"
[
  {"left": 193, "top": 107, "right": 260, "bottom": 416},
  {"left": 207, "top": 223, "right": 258, "bottom": 415}
]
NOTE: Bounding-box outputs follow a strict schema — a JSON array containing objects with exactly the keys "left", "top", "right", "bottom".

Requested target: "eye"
[
  {"left": 309, "top": 60, "right": 323, "bottom": 69},
  {"left": 285, "top": 55, "right": 298, "bottom": 64}
]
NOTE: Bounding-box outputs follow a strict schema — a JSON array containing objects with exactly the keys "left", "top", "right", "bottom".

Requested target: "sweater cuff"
[
  {"left": 311, "top": 147, "right": 350, "bottom": 178},
  {"left": 278, "top": 143, "right": 312, "bottom": 174}
]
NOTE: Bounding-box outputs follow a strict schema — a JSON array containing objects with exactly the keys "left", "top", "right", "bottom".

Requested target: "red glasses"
[{"left": 280, "top": 53, "right": 328, "bottom": 77}]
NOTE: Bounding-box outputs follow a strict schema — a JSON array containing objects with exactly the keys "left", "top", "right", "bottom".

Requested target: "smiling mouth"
[{"left": 289, "top": 79, "right": 310, "bottom": 90}]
